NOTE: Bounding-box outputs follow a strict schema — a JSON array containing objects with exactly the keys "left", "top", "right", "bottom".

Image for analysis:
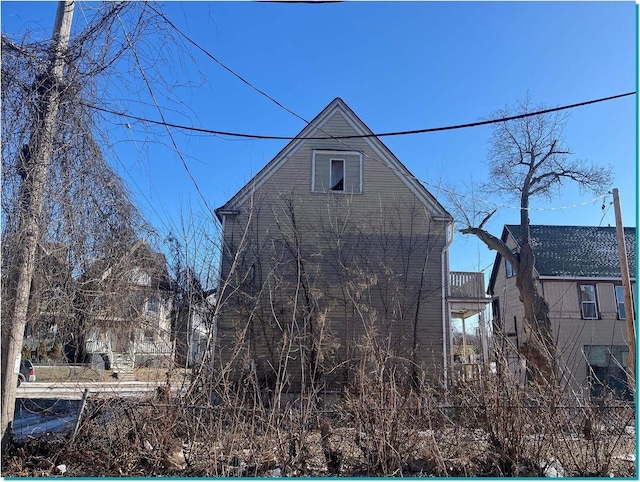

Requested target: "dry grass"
[
  {"left": 32, "top": 365, "right": 103, "bottom": 383},
  {"left": 31, "top": 365, "right": 191, "bottom": 384}
]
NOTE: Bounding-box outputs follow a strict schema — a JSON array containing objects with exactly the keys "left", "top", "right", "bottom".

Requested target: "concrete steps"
[{"left": 111, "top": 353, "right": 136, "bottom": 381}]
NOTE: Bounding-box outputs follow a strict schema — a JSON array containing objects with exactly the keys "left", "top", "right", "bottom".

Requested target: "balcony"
[
  {"left": 448, "top": 271, "right": 490, "bottom": 319},
  {"left": 449, "top": 271, "right": 486, "bottom": 299}
]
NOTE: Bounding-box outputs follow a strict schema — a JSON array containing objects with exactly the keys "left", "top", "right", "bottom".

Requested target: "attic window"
[
  {"left": 330, "top": 159, "right": 345, "bottom": 191},
  {"left": 312, "top": 150, "right": 362, "bottom": 194}
]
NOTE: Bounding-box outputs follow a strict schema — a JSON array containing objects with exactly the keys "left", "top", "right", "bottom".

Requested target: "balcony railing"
[
  {"left": 449, "top": 271, "right": 485, "bottom": 299},
  {"left": 134, "top": 340, "right": 172, "bottom": 355}
]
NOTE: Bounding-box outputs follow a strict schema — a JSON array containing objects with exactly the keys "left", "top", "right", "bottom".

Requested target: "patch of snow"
[
  {"left": 542, "top": 458, "right": 565, "bottom": 478},
  {"left": 613, "top": 453, "right": 636, "bottom": 462}
]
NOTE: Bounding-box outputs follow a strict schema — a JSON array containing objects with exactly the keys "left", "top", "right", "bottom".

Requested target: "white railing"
[
  {"left": 134, "top": 340, "right": 171, "bottom": 355},
  {"left": 449, "top": 271, "right": 485, "bottom": 299}
]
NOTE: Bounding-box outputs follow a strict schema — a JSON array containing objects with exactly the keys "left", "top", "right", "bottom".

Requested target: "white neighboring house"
[
  {"left": 175, "top": 290, "right": 216, "bottom": 368},
  {"left": 80, "top": 240, "right": 174, "bottom": 372}
]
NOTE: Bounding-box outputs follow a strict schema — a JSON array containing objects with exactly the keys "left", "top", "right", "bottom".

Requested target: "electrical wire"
[
  {"left": 106, "top": 7, "right": 632, "bottom": 216},
  {"left": 82, "top": 91, "right": 636, "bottom": 141},
  {"left": 104, "top": 7, "right": 629, "bottom": 217},
  {"left": 115, "top": 10, "right": 216, "bottom": 220}
]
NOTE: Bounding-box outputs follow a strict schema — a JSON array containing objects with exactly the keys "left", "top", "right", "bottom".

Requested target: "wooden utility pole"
[
  {"left": 1, "top": 1, "right": 75, "bottom": 446},
  {"left": 612, "top": 188, "right": 635, "bottom": 398}
]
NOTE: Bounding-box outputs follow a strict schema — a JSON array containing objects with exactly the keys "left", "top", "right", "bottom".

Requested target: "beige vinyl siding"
[
  {"left": 216, "top": 110, "right": 450, "bottom": 388},
  {"left": 494, "top": 227, "right": 635, "bottom": 397},
  {"left": 492, "top": 236, "right": 525, "bottom": 346},
  {"left": 597, "top": 282, "right": 617, "bottom": 319},
  {"left": 513, "top": 277, "right": 632, "bottom": 396}
]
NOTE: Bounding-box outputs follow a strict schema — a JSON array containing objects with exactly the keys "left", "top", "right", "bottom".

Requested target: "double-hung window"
[{"left": 580, "top": 284, "right": 598, "bottom": 319}]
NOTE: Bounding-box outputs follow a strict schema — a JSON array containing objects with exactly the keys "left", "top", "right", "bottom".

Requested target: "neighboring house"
[
  {"left": 174, "top": 289, "right": 216, "bottom": 368},
  {"left": 488, "top": 224, "right": 636, "bottom": 399},
  {"left": 1, "top": 241, "right": 75, "bottom": 360},
  {"left": 77, "top": 240, "right": 174, "bottom": 371},
  {"left": 214, "top": 97, "right": 485, "bottom": 392}
]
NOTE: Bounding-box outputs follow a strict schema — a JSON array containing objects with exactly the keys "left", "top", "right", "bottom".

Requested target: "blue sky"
[{"left": 2, "top": 1, "right": 637, "bottom": 283}]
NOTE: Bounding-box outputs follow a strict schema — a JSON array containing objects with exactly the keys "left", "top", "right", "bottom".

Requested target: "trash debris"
[
  {"left": 56, "top": 464, "right": 67, "bottom": 475},
  {"left": 162, "top": 442, "right": 186, "bottom": 470},
  {"left": 269, "top": 467, "right": 281, "bottom": 477}
]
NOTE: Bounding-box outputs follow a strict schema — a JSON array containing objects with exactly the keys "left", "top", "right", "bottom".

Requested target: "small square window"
[
  {"left": 330, "top": 159, "right": 344, "bottom": 191},
  {"left": 312, "top": 150, "right": 362, "bottom": 194},
  {"left": 580, "top": 285, "right": 598, "bottom": 320}
]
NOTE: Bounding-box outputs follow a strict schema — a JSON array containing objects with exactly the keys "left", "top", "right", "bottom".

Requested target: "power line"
[
  {"left": 145, "top": 3, "right": 313, "bottom": 128},
  {"left": 115, "top": 10, "right": 216, "bottom": 220},
  {"left": 83, "top": 91, "right": 636, "bottom": 141},
  {"left": 103, "top": 7, "right": 630, "bottom": 220}
]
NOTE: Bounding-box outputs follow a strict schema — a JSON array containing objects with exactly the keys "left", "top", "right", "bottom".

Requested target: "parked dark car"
[{"left": 17, "top": 359, "right": 36, "bottom": 386}]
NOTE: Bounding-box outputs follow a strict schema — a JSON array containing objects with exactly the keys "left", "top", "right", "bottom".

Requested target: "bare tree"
[
  {"left": 452, "top": 97, "right": 612, "bottom": 384},
  {"left": 0, "top": 2, "right": 172, "bottom": 443}
]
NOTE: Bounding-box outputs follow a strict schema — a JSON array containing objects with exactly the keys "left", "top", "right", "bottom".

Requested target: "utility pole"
[
  {"left": 612, "top": 188, "right": 635, "bottom": 398},
  {"left": 1, "top": 1, "right": 75, "bottom": 446}
]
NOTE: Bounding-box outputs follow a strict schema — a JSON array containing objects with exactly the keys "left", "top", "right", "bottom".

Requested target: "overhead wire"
[
  {"left": 145, "top": 3, "right": 313, "bottom": 128},
  {"left": 115, "top": 9, "right": 216, "bottom": 221},
  {"left": 110, "top": 6, "right": 630, "bottom": 219},
  {"left": 81, "top": 91, "right": 636, "bottom": 141}
]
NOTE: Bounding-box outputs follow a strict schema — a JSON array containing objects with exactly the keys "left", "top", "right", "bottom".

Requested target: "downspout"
[
  {"left": 441, "top": 221, "right": 454, "bottom": 390},
  {"left": 210, "top": 212, "right": 228, "bottom": 367}
]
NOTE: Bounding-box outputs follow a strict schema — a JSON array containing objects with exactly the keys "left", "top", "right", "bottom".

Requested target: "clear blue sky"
[{"left": 2, "top": 1, "right": 637, "bottom": 282}]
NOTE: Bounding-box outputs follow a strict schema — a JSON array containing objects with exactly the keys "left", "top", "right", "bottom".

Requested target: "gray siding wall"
[{"left": 216, "top": 111, "right": 449, "bottom": 390}]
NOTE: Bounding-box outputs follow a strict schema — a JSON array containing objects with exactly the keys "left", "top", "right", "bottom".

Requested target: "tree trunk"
[
  {"left": 515, "top": 243, "right": 555, "bottom": 385},
  {"left": 0, "top": 1, "right": 74, "bottom": 447}
]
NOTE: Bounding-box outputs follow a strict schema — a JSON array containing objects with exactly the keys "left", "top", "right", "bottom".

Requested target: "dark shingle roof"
[{"left": 505, "top": 225, "right": 636, "bottom": 278}]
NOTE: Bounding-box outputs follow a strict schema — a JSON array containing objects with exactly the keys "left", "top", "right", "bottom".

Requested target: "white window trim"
[
  {"left": 311, "top": 150, "right": 363, "bottom": 194},
  {"left": 580, "top": 284, "right": 599, "bottom": 320}
]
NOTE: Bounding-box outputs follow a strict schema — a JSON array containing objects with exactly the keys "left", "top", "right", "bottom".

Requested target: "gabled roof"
[
  {"left": 488, "top": 224, "right": 636, "bottom": 294},
  {"left": 215, "top": 97, "right": 452, "bottom": 222},
  {"left": 81, "top": 239, "right": 172, "bottom": 292}
]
